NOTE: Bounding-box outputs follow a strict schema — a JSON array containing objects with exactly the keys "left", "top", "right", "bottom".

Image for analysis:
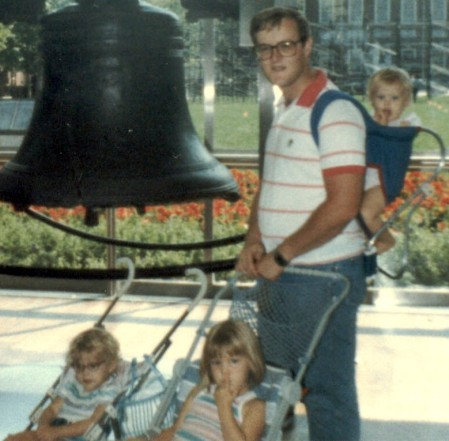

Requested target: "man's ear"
[{"left": 304, "top": 37, "right": 313, "bottom": 58}]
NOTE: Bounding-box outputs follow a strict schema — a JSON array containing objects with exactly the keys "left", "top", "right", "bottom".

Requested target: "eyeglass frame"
[{"left": 253, "top": 37, "right": 308, "bottom": 61}]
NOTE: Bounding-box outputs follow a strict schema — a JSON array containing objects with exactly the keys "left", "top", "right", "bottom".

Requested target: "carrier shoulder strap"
[
  {"left": 310, "top": 89, "right": 371, "bottom": 146},
  {"left": 310, "top": 89, "right": 419, "bottom": 204}
]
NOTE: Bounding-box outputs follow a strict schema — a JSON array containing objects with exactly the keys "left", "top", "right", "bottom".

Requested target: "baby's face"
[
  {"left": 371, "top": 82, "right": 410, "bottom": 124},
  {"left": 73, "top": 350, "right": 115, "bottom": 392}
]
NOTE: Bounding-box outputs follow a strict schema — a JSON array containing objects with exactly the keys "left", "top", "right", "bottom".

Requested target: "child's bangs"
[{"left": 208, "top": 341, "right": 246, "bottom": 360}]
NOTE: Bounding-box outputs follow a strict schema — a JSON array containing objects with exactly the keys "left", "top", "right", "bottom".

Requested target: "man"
[{"left": 236, "top": 7, "right": 367, "bottom": 441}]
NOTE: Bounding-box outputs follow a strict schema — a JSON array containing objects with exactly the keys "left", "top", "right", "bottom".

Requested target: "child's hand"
[{"left": 214, "top": 374, "right": 238, "bottom": 408}]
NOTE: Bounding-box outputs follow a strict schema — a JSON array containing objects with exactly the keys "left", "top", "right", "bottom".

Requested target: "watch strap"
[{"left": 273, "top": 249, "right": 290, "bottom": 267}]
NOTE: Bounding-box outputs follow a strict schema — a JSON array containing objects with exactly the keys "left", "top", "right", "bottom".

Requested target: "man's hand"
[
  {"left": 255, "top": 251, "right": 284, "bottom": 281},
  {"left": 235, "top": 242, "right": 265, "bottom": 278}
]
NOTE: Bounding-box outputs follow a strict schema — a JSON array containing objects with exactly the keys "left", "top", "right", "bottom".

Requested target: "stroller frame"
[
  {"left": 25, "top": 257, "right": 135, "bottom": 430},
  {"left": 127, "top": 267, "right": 350, "bottom": 441},
  {"left": 21, "top": 259, "right": 209, "bottom": 440},
  {"left": 84, "top": 267, "right": 209, "bottom": 440}
]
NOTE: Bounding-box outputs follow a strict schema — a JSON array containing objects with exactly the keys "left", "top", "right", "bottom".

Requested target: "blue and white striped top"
[{"left": 174, "top": 386, "right": 257, "bottom": 441}]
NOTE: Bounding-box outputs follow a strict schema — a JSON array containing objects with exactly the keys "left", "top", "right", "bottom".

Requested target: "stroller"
[
  {"left": 23, "top": 261, "right": 209, "bottom": 440},
  {"left": 82, "top": 267, "right": 350, "bottom": 441}
]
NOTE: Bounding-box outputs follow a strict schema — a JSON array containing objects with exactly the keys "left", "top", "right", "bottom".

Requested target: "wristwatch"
[{"left": 273, "top": 249, "right": 290, "bottom": 267}]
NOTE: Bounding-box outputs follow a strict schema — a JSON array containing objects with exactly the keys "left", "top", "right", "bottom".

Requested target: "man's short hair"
[{"left": 250, "top": 7, "right": 310, "bottom": 45}]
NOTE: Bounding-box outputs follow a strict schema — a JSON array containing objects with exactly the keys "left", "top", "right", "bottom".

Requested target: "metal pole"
[
  {"left": 423, "top": 0, "right": 432, "bottom": 98},
  {"left": 106, "top": 208, "right": 116, "bottom": 296},
  {"left": 202, "top": 18, "right": 215, "bottom": 279}
]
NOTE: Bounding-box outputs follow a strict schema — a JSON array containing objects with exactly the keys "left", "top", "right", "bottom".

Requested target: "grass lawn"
[{"left": 188, "top": 94, "right": 449, "bottom": 155}]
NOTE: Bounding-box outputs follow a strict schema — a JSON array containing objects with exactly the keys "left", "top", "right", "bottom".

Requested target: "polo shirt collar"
[{"left": 296, "top": 69, "right": 328, "bottom": 107}]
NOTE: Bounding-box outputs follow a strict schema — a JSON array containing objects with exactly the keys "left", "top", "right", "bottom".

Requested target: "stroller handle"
[
  {"left": 185, "top": 268, "right": 208, "bottom": 311},
  {"left": 114, "top": 257, "right": 136, "bottom": 298},
  {"left": 94, "top": 257, "right": 136, "bottom": 328}
]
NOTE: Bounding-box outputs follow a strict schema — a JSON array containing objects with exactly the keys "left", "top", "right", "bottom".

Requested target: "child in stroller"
[
  {"left": 4, "top": 327, "right": 124, "bottom": 441},
  {"left": 131, "top": 319, "right": 266, "bottom": 441}
]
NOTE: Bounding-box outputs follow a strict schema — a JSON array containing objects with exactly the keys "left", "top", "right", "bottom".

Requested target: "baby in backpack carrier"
[
  {"left": 361, "top": 66, "right": 422, "bottom": 254},
  {"left": 4, "top": 327, "right": 122, "bottom": 441}
]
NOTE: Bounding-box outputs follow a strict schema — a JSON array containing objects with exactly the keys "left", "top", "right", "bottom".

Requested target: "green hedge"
[{"left": 0, "top": 204, "right": 246, "bottom": 269}]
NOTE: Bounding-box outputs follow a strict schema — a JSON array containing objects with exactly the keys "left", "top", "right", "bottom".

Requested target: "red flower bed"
[
  {"left": 31, "top": 169, "right": 449, "bottom": 232},
  {"left": 384, "top": 171, "right": 449, "bottom": 231}
]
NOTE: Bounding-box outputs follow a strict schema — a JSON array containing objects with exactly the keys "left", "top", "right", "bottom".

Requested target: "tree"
[
  {"left": 0, "top": 0, "right": 45, "bottom": 24},
  {"left": 180, "top": 0, "right": 238, "bottom": 21},
  {"left": 0, "top": 21, "right": 40, "bottom": 97}
]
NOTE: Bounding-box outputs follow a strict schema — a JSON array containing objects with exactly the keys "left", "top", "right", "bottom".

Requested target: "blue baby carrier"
[
  {"left": 310, "top": 90, "right": 445, "bottom": 279},
  {"left": 311, "top": 89, "right": 418, "bottom": 204}
]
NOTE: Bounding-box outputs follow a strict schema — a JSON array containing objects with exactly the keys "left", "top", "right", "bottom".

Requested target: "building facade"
[{"left": 305, "top": 0, "right": 449, "bottom": 95}]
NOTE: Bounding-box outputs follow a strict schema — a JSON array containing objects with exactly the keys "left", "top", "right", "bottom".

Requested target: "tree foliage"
[{"left": 0, "top": 0, "right": 253, "bottom": 100}]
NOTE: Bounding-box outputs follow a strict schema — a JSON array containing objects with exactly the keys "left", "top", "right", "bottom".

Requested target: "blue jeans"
[{"left": 259, "top": 255, "right": 366, "bottom": 441}]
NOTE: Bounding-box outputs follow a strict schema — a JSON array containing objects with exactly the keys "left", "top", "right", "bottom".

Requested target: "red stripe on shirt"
[
  {"left": 272, "top": 124, "right": 310, "bottom": 135},
  {"left": 319, "top": 120, "right": 365, "bottom": 133},
  {"left": 262, "top": 178, "right": 323, "bottom": 189},
  {"left": 321, "top": 149, "right": 365, "bottom": 160},
  {"left": 265, "top": 150, "right": 320, "bottom": 162},
  {"left": 259, "top": 206, "right": 312, "bottom": 215}
]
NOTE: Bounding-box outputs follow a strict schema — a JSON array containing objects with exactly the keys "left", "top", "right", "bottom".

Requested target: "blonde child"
[
  {"left": 140, "top": 319, "right": 266, "bottom": 441},
  {"left": 362, "top": 67, "right": 422, "bottom": 253},
  {"left": 5, "top": 327, "right": 122, "bottom": 441}
]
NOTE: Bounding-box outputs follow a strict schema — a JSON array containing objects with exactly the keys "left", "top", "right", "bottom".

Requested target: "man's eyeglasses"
[
  {"left": 73, "top": 360, "right": 105, "bottom": 374},
  {"left": 254, "top": 39, "right": 305, "bottom": 61}
]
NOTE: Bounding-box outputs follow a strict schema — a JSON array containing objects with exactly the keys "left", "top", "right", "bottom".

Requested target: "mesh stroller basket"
[{"left": 230, "top": 267, "right": 350, "bottom": 376}]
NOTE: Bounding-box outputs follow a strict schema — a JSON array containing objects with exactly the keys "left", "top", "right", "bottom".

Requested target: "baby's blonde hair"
[
  {"left": 367, "top": 67, "right": 413, "bottom": 103},
  {"left": 66, "top": 327, "right": 120, "bottom": 370},
  {"left": 200, "top": 320, "right": 265, "bottom": 389}
]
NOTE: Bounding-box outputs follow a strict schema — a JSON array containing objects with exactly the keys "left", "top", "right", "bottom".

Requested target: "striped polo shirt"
[{"left": 259, "top": 69, "right": 366, "bottom": 265}]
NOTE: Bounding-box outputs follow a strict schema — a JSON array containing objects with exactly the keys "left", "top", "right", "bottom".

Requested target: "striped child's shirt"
[{"left": 174, "top": 386, "right": 257, "bottom": 441}]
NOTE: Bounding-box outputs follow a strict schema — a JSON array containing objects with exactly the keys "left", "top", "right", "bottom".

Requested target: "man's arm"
[{"left": 235, "top": 189, "right": 266, "bottom": 278}]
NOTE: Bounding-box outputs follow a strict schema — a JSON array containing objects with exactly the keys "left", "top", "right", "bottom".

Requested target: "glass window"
[
  {"left": 319, "top": 0, "right": 334, "bottom": 24},
  {"left": 401, "top": 0, "right": 417, "bottom": 23},
  {"left": 374, "top": 0, "right": 390, "bottom": 23},
  {"left": 184, "top": 20, "right": 259, "bottom": 153},
  {"left": 334, "top": 0, "right": 347, "bottom": 23},
  {"left": 432, "top": 0, "right": 447, "bottom": 21},
  {"left": 348, "top": 0, "right": 363, "bottom": 24},
  {"left": 319, "top": 0, "right": 351, "bottom": 24}
]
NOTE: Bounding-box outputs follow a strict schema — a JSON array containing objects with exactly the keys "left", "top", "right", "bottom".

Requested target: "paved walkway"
[{"left": 0, "top": 288, "right": 448, "bottom": 440}]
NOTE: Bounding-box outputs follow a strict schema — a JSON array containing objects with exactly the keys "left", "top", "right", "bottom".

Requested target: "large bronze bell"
[{"left": 0, "top": 0, "right": 239, "bottom": 211}]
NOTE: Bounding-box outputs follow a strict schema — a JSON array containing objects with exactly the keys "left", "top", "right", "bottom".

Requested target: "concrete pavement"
[{"left": 0, "top": 289, "right": 448, "bottom": 440}]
